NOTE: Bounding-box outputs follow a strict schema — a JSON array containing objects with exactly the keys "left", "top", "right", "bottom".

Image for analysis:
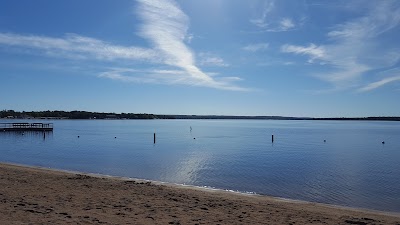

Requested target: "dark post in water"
[
  {"left": 154, "top": 133, "right": 156, "bottom": 144},
  {"left": 272, "top": 134, "right": 274, "bottom": 143}
]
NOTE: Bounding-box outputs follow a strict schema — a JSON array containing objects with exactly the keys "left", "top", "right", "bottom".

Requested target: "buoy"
[
  {"left": 193, "top": 137, "right": 196, "bottom": 139},
  {"left": 78, "top": 136, "right": 80, "bottom": 138},
  {"left": 114, "top": 137, "right": 117, "bottom": 139},
  {"left": 324, "top": 140, "right": 326, "bottom": 142},
  {"left": 382, "top": 141, "right": 385, "bottom": 144}
]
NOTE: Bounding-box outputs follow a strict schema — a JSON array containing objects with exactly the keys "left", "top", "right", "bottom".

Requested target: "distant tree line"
[
  {"left": 1, "top": 110, "right": 399, "bottom": 121},
  {"left": 0, "top": 110, "right": 157, "bottom": 119},
  {"left": 156, "top": 115, "right": 308, "bottom": 120},
  {"left": 312, "top": 117, "right": 400, "bottom": 121},
  {"left": 154, "top": 115, "right": 400, "bottom": 121}
]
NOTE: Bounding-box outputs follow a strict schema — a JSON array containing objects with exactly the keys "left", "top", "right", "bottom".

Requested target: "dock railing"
[{"left": 0, "top": 123, "right": 53, "bottom": 131}]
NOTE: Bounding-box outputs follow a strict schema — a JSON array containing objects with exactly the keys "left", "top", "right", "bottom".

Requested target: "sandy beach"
[{"left": 0, "top": 163, "right": 399, "bottom": 224}]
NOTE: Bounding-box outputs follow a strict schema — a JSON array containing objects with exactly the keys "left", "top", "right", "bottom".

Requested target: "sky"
[{"left": 0, "top": 0, "right": 399, "bottom": 117}]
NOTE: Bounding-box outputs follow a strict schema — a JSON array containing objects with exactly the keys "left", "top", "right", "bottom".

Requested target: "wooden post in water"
[
  {"left": 272, "top": 134, "right": 274, "bottom": 143},
  {"left": 154, "top": 133, "right": 156, "bottom": 144}
]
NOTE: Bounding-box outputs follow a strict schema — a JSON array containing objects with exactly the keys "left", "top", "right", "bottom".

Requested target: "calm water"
[{"left": 1, "top": 119, "right": 400, "bottom": 212}]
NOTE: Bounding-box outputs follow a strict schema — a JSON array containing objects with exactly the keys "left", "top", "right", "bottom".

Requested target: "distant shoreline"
[
  {"left": 1, "top": 110, "right": 399, "bottom": 121},
  {"left": 2, "top": 116, "right": 400, "bottom": 121}
]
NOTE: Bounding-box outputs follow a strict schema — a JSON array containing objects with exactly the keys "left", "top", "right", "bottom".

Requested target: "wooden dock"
[{"left": 1, "top": 123, "right": 53, "bottom": 131}]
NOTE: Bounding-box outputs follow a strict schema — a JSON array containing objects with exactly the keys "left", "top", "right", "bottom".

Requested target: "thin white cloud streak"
[
  {"left": 358, "top": 67, "right": 400, "bottom": 92},
  {"left": 98, "top": 67, "right": 247, "bottom": 90},
  {"left": 0, "top": 33, "right": 158, "bottom": 61},
  {"left": 136, "top": 0, "right": 246, "bottom": 91},
  {"left": 358, "top": 76, "right": 400, "bottom": 92},
  {"left": 281, "top": 43, "right": 325, "bottom": 63},
  {"left": 252, "top": 18, "right": 299, "bottom": 32},
  {"left": 242, "top": 43, "right": 269, "bottom": 52},
  {"left": 199, "top": 57, "right": 229, "bottom": 67},
  {"left": 98, "top": 68, "right": 182, "bottom": 84},
  {"left": 198, "top": 52, "right": 229, "bottom": 67}
]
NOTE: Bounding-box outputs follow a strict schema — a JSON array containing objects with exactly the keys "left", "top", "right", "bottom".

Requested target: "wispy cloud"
[
  {"left": 280, "top": 18, "right": 295, "bottom": 30},
  {"left": 198, "top": 52, "right": 229, "bottom": 67},
  {"left": 281, "top": 43, "right": 325, "bottom": 63},
  {"left": 358, "top": 68, "right": 400, "bottom": 92},
  {"left": 250, "top": 0, "right": 275, "bottom": 29},
  {"left": 136, "top": 0, "right": 244, "bottom": 90},
  {"left": 250, "top": 0, "right": 304, "bottom": 32},
  {"left": 199, "top": 57, "right": 229, "bottom": 67},
  {"left": 185, "top": 33, "right": 194, "bottom": 43},
  {"left": 98, "top": 67, "right": 248, "bottom": 91},
  {"left": 0, "top": 33, "right": 157, "bottom": 61},
  {"left": 358, "top": 75, "right": 400, "bottom": 92},
  {"left": 242, "top": 43, "right": 269, "bottom": 52},
  {"left": 0, "top": 0, "right": 248, "bottom": 91},
  {"left": 98, "top": 68, "right": 186, "bottom": 84},
  {"left": 281, "top": 1, "right": 400, "bottom": 90},
  {"left": 327, "top": 1, "right": 400, "bottom": 40}
]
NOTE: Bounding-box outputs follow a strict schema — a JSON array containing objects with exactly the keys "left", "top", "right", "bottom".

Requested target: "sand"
[{"left": 0, "top": 163, "right": 399, "bottom": 224}]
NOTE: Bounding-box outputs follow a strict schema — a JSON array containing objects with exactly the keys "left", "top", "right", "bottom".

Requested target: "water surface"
[{"left": 1, "top": 119, "right": 399, "bottom": 212}]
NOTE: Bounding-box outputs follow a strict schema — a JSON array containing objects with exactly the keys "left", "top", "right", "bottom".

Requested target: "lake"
[{"left": 1, "top": 119, "right": 400, "bottom": 212}]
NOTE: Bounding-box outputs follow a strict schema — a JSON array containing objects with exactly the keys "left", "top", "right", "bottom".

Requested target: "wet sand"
[{"left": 1, "top": 163, "right": 399, "bottom": 224}]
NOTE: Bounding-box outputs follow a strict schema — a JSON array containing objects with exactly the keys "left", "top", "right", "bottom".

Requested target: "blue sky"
[{"left": 0, "top": 0, "right": 399, "bottom": 117}]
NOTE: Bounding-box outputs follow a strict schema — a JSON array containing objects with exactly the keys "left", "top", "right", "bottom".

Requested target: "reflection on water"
[{"left": 0, "top": 119, "right": 400, "bottom": 212}]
